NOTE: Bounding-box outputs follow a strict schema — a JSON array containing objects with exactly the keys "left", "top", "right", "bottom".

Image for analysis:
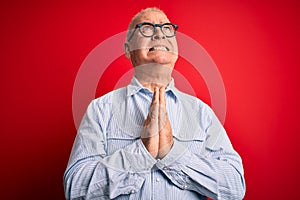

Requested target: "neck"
[{"left": 134, "top": 63, "right": 173, "bottom": 91}]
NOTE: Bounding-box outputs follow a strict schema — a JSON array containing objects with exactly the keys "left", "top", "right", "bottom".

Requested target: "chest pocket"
[
  {"left": 172, "top": 127, "right": 207, "bottom": 158},
  {"left": 106, "top": 114, "right": 143, "bottom": 155}
]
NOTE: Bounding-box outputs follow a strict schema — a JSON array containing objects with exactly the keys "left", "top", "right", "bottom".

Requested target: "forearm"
[
  {"left": 64, "top": 139, "right": 156, "bottom": 199},
  {"left": 64, "top": 160, "right": 145, "bottom": 199},
  {"left": 156, "top": 140, "right": 245, "bottom": 199},
  {"left": 64, "top": 158, "right": 109, "bottom": 199}
]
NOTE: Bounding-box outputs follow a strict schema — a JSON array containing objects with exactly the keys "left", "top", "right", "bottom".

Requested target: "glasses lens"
[
  {"left": 140, "top": 24, "right": 154, "bottom": 37},
  {"left": 137, "top": 23, "right": 177, "bottom": 38},
  {"left": 162, "top": 24, "right": 176, "bottom": 37}
]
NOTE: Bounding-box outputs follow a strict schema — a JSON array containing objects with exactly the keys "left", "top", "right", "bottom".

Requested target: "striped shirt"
[{"left": 64, "top": 77, "right": 245, "bottom": 200}]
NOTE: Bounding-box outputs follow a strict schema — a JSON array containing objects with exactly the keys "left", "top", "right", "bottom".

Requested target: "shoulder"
[
  {"left": 84, "top": 87, "right": 127, "bottom": 114},
  {"left": 92, "top": 87, "right": 127, "bottom": 105},
  {"left": 176, "top": 89, "right": 212, "bottom": 112},
  {"left": 175, "top": 89, "right": 215, "bottom": 127}
]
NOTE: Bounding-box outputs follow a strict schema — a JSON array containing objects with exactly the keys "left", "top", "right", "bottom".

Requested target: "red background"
[{"left": 1, "top": 0, "right": 299, "bottom": 199}]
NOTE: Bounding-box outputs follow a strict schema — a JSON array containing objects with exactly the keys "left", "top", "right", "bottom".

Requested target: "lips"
[{"left": 149, "top": 45, "right": 169, "bottom": 52}]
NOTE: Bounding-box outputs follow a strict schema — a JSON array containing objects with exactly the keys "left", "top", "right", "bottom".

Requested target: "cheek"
[
  {"left": 130, "top": 37, "right": 149, "bottom": 51},
  {"left": 171, "top": 39, "right": 178, "bottom": 53},
  {"left": 130, "top": 49, "right": 148, "bottom": 65}
]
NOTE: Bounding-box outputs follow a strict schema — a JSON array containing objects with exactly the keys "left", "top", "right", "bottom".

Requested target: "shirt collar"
[{"left": 127, "top": 77, "right": 179, "bottom": 101}]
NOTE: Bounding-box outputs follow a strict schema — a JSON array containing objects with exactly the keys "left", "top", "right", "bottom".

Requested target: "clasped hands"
[{"left": 141, "top": 86, "right": 174, "bottom": 159}]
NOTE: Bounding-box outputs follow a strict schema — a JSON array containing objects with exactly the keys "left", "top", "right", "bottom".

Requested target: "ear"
[{"left": 124, "top": 43, "right": 131, "bottom": 59}]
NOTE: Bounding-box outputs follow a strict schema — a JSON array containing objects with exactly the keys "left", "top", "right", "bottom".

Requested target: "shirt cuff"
[
  {"left": 156, "top": 139, "right": 187, "bottom": 169},
  {"left": 123, "top": 139, "right": 157, "bottom": 172},
  {"left": 155, "top": 140, "right": 219, "bottom": 196}
]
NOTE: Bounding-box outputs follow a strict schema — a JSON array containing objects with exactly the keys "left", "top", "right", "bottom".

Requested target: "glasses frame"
[{"left": 127, "top": 22, "right": 178, "bottom": 41}]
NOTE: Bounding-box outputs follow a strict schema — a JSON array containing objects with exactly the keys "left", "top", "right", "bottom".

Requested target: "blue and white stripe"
[{"left": 64, "top": 77, "right": 245, "bottom": 200}]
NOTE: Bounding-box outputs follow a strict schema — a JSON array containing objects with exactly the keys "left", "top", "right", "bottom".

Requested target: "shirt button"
[
  {"left": 179, "top": 133, "right": 184, "bottom": 138},
  {"left": 163, "top": 167, "right": 168, "bottom": 170},
  {"left": 130, "top": 189, "right": 136, "bottom": 194},
  {"left": 183, "top": 185, "right": 188, "bottom": 189},
  {"left": 156, "top": 178, "right": 160, "bottom": 182}
]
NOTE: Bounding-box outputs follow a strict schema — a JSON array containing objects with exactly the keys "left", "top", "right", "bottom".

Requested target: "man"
[{"left": 64, "top": 7, "right": 246, "bottom": 200}]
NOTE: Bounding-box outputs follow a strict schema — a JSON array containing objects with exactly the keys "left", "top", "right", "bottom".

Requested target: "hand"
[
  {"left": 157, "top": 87, "right": 174, "bottom": 158},
  {"left": 141, "top": 87, "right": 159, "bottom": 158},
  {"left": 141, "top": 86, "right": 174, "bottom": 158}
]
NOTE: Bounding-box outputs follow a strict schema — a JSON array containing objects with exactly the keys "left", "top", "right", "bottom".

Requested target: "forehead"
[{"left": 135, "top": 11, "right": 170, "bottom": 25}]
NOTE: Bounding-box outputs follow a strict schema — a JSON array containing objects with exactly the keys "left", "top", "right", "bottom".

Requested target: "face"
[{"left": 125, "top": 11, "right": 178, "bottom": 69}]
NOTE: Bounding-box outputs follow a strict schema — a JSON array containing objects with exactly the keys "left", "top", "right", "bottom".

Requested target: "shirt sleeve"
[
  {"left": 156, "top": 109, "right": 246, "bottom": 200},
  {"left": 63, "top": 100, "right": 157, "bottom": 200}
]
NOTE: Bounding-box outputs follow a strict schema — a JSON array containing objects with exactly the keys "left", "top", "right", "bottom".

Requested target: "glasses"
[{"left": 127, "top": 22, "right": 178, "bottom": 41}]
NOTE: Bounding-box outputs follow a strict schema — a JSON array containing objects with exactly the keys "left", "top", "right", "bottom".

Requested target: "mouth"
[{"left": 149, "top": 45, "right": 169, "bottom": 52}]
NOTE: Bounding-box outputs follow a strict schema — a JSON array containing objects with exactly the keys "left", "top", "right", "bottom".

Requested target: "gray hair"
[{"left": 126, "top": 7, "right": 167, "bottom": 42}]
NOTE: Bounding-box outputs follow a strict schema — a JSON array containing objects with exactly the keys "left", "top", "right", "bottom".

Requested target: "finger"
[
  {"left": 158, "top": 87, "right": 167, "bottom": 130},
  {"left": 159, "top": 87, "right": 166, "bottom": 107},
  {"left": 147, "top": 87, "right": 159, "bottom": 121},
  {"left": 159, "top": 87, "right": 167, "bottom": 115},
  {"left": 152, "top": 87, "right": 159, "bottom": 106}
]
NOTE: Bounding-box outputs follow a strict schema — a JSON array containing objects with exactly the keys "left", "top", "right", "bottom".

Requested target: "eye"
[
  {"left": 141, "top": 24, "right": 154, "bottom": 34},
  {"left": 162, "top": 25, "right": 174, "bottom": 35}
]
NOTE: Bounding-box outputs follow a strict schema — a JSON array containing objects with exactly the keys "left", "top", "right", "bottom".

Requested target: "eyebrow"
[{"left": 137, "top": 20, "right": 171, "bottom": 24}]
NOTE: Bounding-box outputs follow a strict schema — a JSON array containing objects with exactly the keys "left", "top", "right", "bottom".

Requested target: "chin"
[{"left": 153, "top": 55, "right": 177, "bottom": 65}]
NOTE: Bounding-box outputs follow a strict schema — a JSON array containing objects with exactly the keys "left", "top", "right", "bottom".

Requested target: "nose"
[{"left": 152, "top": 27, "right": 165, "bottom": 40}]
